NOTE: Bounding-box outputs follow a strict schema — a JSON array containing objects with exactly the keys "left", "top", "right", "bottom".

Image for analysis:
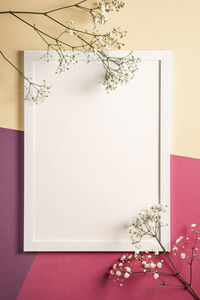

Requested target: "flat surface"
[
  {"left": 24, "top": 51, "right": 170, "bottom": 251},
  {"left": 35, "top": 60, "right": 159, "bottom": 241}
]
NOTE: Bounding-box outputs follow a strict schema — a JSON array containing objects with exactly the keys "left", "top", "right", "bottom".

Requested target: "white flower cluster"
[
  {"left": 129, "top": 204, "right": 167, "bottom": 246},
  {"left": 109, "top": 250, "right": 164, "bottom": 286},
  {"left": 172, "top": 224, "right": 200, "bottom": 263},
  {"left": 55, "top": 52, "right": 79, "bottom": 74},
  {"left": 102, "top": 52, "right": 141, "bottom": 92},
  {"left": 109, "top": 254, "right": 133, "bottom": 285},
  {"left": 24, "top": 79, "right": 51, "bottom": 104},
  {"left": 94, "top": 0, "right": 125, "bottom": 25},
  {"left": 25, "top": 0, "right": 140, "bottom": 102},
  {"left": 93, "top": 27, "right": 127, "bottom": 53}
]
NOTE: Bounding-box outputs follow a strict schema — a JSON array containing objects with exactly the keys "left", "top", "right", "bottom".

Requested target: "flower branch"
[
  {"left": 0, "top": 0, "right": 140, "bottom": 103},
  {"left": 109, "top": 205, "right": 200, "bottom": 299}
]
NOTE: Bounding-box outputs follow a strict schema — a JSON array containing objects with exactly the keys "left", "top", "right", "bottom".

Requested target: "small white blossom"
[
  {"left": 176, "top": 236, "right": 184, "bottom": 244},
  {"left": 110, "top": 270, "right": 114, "bottom": 275},
  {"left": 124, "top": 272, "right": 130, "bottom": 279},
  {"left": 181, "top": 253, "right": 186, "bottom": 259},
  {"left": 120, "top": 255, "right": 126, "bottom": 261},
  {"left": 116, "top": 270, "right": 122, "bottom": 276},
  {"left": 154, "top": 273, "right": 159, "bottom": 279},
  {"left": 119, "top": 263, "right": 123, "bottom": 267},
  {"left": 150, "top": 262, "right": 156, "bottom": 269},
  {"left": 113, "top": 264, "right": 117, "bottom": 269},
  {"left": 157, "top": 262, "right": 162, "bottom": 268},
  {"left": 191, "top": 224, "right": 196, "bottom": 228},
  {"left": 173, "top": 246, "right": 178, "bottom": 251},
  {"left": 125, "top": 267, "right": 131, "bottom": 273}
]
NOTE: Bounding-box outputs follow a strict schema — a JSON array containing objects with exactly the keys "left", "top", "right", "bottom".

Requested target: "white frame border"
[{"left": 24, "top": 50, "right": 171, "bottom": 252}]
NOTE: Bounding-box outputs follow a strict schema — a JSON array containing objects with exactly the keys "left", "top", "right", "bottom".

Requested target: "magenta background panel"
[
  {"left": 17, "top": 155, "right": 200, "bottom": 299},
  {"left": 1, "top": 127, "right": 200, "bottom": 300}
]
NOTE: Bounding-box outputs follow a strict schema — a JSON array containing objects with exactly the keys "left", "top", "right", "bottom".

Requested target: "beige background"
[{"left": 0, "top": 0, "right": 199, "bottom": 158}]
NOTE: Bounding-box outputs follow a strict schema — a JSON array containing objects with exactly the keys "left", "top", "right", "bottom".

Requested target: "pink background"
[{"left": 1, "top": 127, "right": 200, "bottom": 300}]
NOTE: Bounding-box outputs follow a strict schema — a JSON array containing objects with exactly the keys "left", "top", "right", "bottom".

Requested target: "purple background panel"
[{"left": 0, "top": 127, "right": 35, "bottom": 300}]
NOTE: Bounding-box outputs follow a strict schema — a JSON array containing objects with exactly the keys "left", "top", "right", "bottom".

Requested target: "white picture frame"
[{"left": 24, "top": 50, "right": 171, "bottom": 252}]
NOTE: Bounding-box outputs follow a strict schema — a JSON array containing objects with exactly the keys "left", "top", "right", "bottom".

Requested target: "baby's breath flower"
[
  {"left": 176, "top": 236, "right": 184, "bottom": 244},
  {"left": 24, "top": 79, "right": 51, "bottom": 104},
  {"left": 102, "top": 52, "right": 140, "bottom": 93},
  {"left": 129, "top": 204, "right": 167, "bottom": 247},
  {"left": 181, "top": 253, "right": 186, "bottom": 259},
  {"left": 157, "top": 262, "right": 162, "bottom": 268},
  {"left": 116, "top": 270, "right": 122, "bottom": 276},
  {"left": 124, "top": 272, "right": 130, "bottom": 279},
  {"left": 153, "top": 273, "right": 159, "bottom": 279},
  {"left": 150, "top": 262, "right": 156, "bottom": 269},
  {"left": 125, "top": 266, "right": 131, "bottom": 273}
]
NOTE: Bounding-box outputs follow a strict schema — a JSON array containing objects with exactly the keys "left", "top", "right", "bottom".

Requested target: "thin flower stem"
[
  {"left": 189, "top": 233, "right": 198, "bottom": 285},
  {"left": 0, "top": 1, "right": 88, "bottom": 15},
  {"left": 45, "top": 0, "right": 88, "bottom": 14},
  {"left": 0, "top": 11, "right": 43, "bottom": 15},
  {"left": 154, "top": 236, "right": 200, "bottom": 300},
  {"left": 0, "top": 1, "right": 139, "bottom": 101},
  {"left": 0, "top": 50, "right": 24, "bottom": 79},
  {"left": 45, "top": 14, "right": 108, "bottom": 37},
  {"left": 134, "top": 271, "right": 177, "bottom": 276},
  {"left": 0, "top": 49, "right": 45, "bottom": 100},
  {"left": 162, "top": 283, "right": 183, "bottom": 288},
  {"left": 10, "top": 12, "right": 73, "bottom": 48}
]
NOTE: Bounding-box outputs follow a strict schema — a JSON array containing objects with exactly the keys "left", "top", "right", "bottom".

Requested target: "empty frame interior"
[{"left": 24, "top": 51, "right": 170, "bottom": 251}]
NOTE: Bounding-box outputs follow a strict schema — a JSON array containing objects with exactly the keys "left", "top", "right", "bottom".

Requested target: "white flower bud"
[
  {"left": 124, "top": 272, "right": 130, "bottom": 278},
  {"left": 153, "top": 273, "right": 159, "bottom": 279}
]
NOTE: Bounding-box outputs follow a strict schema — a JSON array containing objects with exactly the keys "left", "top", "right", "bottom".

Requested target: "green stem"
[
  {"left": 0, "top": 50, "right": 23, "bottom": 79},
  {"left": 162, "top": 283, "right": 183, "bottom": 288},
  {"left": 45, "top": 0, "right": 87, "bottom": 14},
  {"left": 45, "top": 14, "right": 108, "bottom": 38},
  {"left": 0, "top": 1, "right": 88, "bottom": 15},
  {"left": 10, "top": 12, "right": 73, "bottom": 48},
  {"left": 154, "top": 236, "right": 200, "bottom": 300},
  {"left": 189, "top": 233, "right": 198, "bottom": 285}
]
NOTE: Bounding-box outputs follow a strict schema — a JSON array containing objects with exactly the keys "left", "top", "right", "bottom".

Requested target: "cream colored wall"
[{"left": 0, "top": 0, "right": 200, "bottom": 158}]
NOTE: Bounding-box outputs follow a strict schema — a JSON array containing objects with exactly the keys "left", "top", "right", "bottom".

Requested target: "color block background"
[{"left": 0, "top": 0, "right": 200, "bottom": 299}]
